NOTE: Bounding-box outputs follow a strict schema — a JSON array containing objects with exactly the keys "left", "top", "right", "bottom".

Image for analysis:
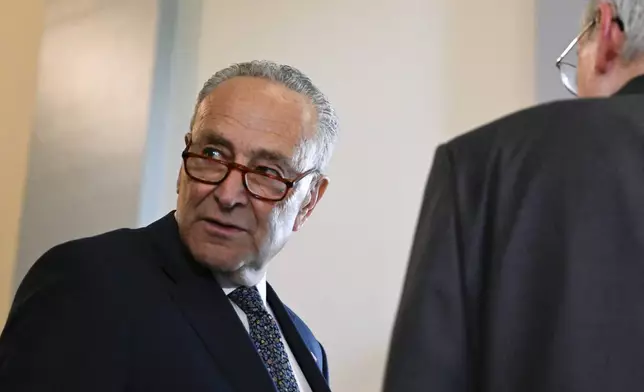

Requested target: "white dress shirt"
[{"left": 218, "top": 275, "right": 312, "bottom": 392}]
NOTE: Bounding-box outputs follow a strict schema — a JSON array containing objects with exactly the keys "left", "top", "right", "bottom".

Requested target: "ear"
[
  {"left": 594, "top": 3, "right": 626, "bottom": 73},
  {"left": 177, "top": 132, "right": 191, "bottom": 194},
  {"left": 293, "top": 176, "right": 329, "bottom": 232}
]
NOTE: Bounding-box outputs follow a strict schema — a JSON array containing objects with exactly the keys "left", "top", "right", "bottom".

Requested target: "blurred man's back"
[{"left": 384, "top": 1, "right": 644, "bottom": 391}]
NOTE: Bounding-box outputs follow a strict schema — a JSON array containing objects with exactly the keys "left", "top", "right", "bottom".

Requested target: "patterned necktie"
[{"left": 228, "top": 286, "right": 299, "bottom": 392}]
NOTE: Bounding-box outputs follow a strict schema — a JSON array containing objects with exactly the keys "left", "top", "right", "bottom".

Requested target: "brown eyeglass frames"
[{"left": 181, "top": 142, "right": 317, "bottom": 202}]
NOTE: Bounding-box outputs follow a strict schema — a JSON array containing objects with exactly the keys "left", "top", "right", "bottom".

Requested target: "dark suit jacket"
[
  {"left": 384, "top": 76, "right": 644, "bottom": 392},
  {"left": 0, "top": 212, "right": 331, "bottom": 392}
]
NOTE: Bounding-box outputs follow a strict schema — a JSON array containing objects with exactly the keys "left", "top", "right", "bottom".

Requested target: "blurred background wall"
[
  {"left": 14, "top": 0, "right": 159, "bottom": 284},
  {"left": 2, "top": 0, "right": 587, "bottom": 390},
  {"left": 0, "top": 1, "right": 43, "bottom": 330},
  {"left": 537, "top": 0, "right": 588, "bottom": 101}
]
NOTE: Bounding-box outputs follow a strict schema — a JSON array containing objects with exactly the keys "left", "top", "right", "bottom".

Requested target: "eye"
[
  {"left": 201, "top": 146, "right": 224, "bottom": 159},
  {"left": 255, "top": 166, "right": 282, "bottom": 178}
]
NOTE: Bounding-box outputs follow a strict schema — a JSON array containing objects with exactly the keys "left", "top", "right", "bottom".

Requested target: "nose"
[{"left": 212, "top": 169, "right": 249, "bottom": 209}]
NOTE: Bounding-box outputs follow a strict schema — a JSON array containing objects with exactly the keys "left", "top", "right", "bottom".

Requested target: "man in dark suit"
[
  {"left": 384, "top": 1, "right": 644, "bottom": 391},
  {"left": 0, "top": 60, "right": 338, "bottom": 392}
]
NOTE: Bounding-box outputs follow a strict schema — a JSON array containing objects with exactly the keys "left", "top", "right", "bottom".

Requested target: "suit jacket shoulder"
[
  {"left": 446, "top": 95, "right": 644, "bottom": 161},
  {"left": 0, "top": 227, "right": 147, "bottom": 390},
  {"left": 436, "top": 96, "right": 644, "bottom": 236},
  {"left": 12, "top": 227, "right": 141, "bottom": 305},
  {"left": 12, "top": 222, "right": 168, "bottom": 313}
]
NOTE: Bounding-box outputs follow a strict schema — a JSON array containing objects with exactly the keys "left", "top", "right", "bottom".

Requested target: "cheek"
[
  {"left": 178, "top": 176, "right": 214, "bottom": 213},
  {"left": 577, "top": 55, "right": 590, "bottom": 79},
  {"left": 576, "top": 43, "right": 596, "bottom": 81},
  {"left": 252, "top": 201, "right": 277, "bottom": 233},
  {"left": 252, "top": 196, "right": 302, "bottom": 239}
]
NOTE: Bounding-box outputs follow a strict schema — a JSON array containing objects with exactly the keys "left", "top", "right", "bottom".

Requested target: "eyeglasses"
[
  {"left": 181, "top": 143, "right": 317, "bottom": 202},
  {"left": 556, "top": 14, "right": 625, "bottom": 96}
]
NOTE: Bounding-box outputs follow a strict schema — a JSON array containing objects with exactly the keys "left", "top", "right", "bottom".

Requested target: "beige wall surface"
[
  {"left": 444, "top": 0, "right": 536, "bottom": 134},
  {"left": 13, "top": 0, "right": 158, "bottom": 287},
  {"left": 0, "top": 1, "right": 44, "bottom": 327}
]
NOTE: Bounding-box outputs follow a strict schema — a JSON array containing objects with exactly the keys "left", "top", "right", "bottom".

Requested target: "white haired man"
[
  {"left": 384, "top": 1, "right": 644, "bottom": 391},
  {"left": 0, "top": 61, "right": 337, "bottom": 392}
]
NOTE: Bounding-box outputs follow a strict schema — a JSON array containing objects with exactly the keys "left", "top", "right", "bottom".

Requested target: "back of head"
[
  {"left": 573, "top": 0, "right": 644, "bottom": 96},
  {"left": 584, "top": 0, "right": 644, "bottom": 61}
]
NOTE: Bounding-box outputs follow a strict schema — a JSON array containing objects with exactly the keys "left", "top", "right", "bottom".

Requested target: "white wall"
[
  {"left": 14, "top": 0, "right": 158, "bottom": 285},
  {"left": 0, "top": 1, "right": 43, "bottom": 327},
  {"left": 141, "top": 0, "right": 536, "bottom": 390}
]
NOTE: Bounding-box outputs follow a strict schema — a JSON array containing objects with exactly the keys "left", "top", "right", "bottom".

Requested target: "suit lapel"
[
  {"left": 145, "top": 213, "right": 278, "bottom": 392},
  {"left": 267, "top": 284, "right": 332, "bottom": 392}
]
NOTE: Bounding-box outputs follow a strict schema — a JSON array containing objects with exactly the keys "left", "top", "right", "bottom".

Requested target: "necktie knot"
[{"left": 228, "top": 286, "right": 265, "bottom": 315}]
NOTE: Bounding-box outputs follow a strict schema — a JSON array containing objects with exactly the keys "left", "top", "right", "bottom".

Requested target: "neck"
[
  {"left": 603, "top": 58, "right": 644, "bottom": 96},
  {"left": 213, "top": 265, "right": 268, "bottom": 288}
]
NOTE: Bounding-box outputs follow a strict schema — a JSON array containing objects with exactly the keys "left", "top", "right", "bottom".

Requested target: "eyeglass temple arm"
[
  {"left": 557, "top": 15, "right": 625, "bottom": 66},
  {"left": 556, "top": 34, "right": 581, "bottom": 65}
]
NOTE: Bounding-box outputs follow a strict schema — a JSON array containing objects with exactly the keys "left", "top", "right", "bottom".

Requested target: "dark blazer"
[
  {"left": 384, "top": 76, "right": 644, "bottom": 392},
  {"left": 0, "top": 212, "right": 331, "bottom": 392}
]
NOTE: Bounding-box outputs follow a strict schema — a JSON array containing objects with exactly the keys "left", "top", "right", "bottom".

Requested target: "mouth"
[{"left": 201, "top": 217, "right": 246, "bottom": 237}]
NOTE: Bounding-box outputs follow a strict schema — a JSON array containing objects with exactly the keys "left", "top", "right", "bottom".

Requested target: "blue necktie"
[{"left": 228, "top": 286, "right": 299, "bottom": 392}]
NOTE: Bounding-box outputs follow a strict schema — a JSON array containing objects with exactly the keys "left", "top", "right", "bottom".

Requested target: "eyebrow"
[
  {"left": 195, "top": 129, "right": 297, "bottom": 175},
  {"left": 252, "top": 149, "right": 297, "bottom": 175},
  {"left": 195, "top": 131, "right": 235, "bottom": 153}
]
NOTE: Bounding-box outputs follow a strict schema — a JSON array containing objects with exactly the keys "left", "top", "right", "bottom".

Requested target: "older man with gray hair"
[
  {"left": 0, "top": 60, "right": 337, "bottom": 392},
  {"left": 383, "top": 1, "right": 644, "bottom": 391}
]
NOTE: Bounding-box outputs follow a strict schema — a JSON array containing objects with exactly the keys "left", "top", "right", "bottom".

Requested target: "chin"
[
  {"left": 204, "top": 258, "right": 266, "bottom": 287},
  {"left": 193, "top": 246, "right": 245, "bottom": 270},
  {"left": 223, "top": 266, "right": 265, "bottom": 287},
  {"left": 191, "top": 244, "right": 265, "bottom": 286}
]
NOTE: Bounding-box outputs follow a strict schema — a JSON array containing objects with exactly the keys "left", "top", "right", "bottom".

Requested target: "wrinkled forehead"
[{"left": 192, "top": 77, "right": 317, "bottom": 162}]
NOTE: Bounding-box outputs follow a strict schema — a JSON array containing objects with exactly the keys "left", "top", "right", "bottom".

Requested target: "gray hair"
[
  {"left": 584, "top": 0, "right": 644, "bottom": 60},
  {"left": 190, "top": 60, "right": 339, "bottom": 172}
]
